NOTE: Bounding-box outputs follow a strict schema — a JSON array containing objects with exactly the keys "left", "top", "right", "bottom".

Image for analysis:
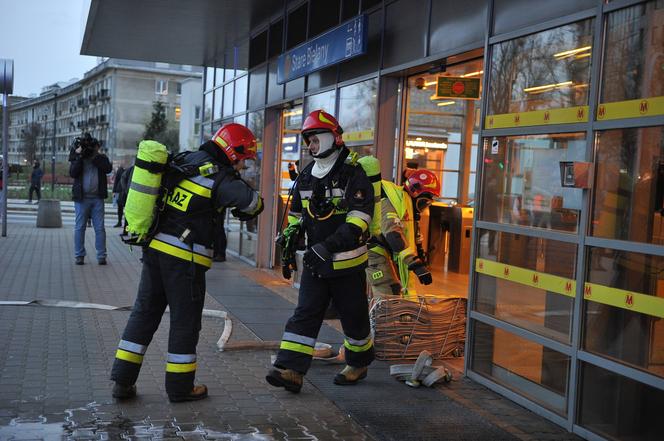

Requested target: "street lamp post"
[
  {"left": 52, "top": 93, "right": 57, "bottom": 192},
  {"left": 1, "top": 58, "right": 14, "bottom": 238}
]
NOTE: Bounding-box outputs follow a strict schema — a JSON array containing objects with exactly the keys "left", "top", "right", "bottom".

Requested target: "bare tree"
[{"left": 21, "top": 122, "right": 42, "bottom": 164}]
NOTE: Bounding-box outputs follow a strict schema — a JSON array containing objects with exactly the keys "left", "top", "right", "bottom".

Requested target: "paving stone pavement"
[
  {"left": 0, "top": 223, "right": 580, "bottom": 440},
  {"left": 0, "top": 224, "right": 369, "bottom": 440}
]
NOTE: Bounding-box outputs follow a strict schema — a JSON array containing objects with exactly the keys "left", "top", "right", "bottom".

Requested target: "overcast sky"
[{"left": 0, "top": 0, "right": 98, "bottom": 97}]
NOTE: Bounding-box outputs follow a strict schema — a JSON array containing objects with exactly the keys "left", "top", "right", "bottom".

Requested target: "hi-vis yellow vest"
[
  {"left": 381, "top": 180, "right": 417, "bottom": 298},
  {"left": 357, "top": 156, "right": 381, "bottom": 237}
]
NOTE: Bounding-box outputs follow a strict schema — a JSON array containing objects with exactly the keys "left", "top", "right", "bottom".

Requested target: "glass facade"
[
  {"left": 404, "top": 58, "right": 483, "bottom": 204},
  {"left": 338, "top": 78, "right": 379, "bottom": 156},
  {"left": 472, "top": 321, "right": 570, "bottom": 415},
  {"left": 488, "top": 19, "right": 593, "bottom": 116},
  {"left": 476, "top": 230, "right": 576, "bottom": 343},
  {"left": 198, "top": 1, "right": 664, "bottom": 437},
  {"left": 472, "top": 1, "right": 664, "bottom": 439},
  {"left": 578, "top": 362, "right": 664, "bottom": 441},
  {"left": 592, "top": 127, "right": 664, "bottom": 244},
  {"left": 480, "top": 133, "right": 585, "bottom": 232}
]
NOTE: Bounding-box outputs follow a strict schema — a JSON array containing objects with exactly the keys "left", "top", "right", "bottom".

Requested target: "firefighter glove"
[
  {"left": 408, "top": 259, "right": 432, "bottom": 285},
  {"left": 283, "top": 221, "right": 301, "bottom": 240},
  {"left": 303, "top": 243, "right": 331, "bottom": 274},
  {"left": 231, "top": 196, "right": 264, "bottom": 221}
]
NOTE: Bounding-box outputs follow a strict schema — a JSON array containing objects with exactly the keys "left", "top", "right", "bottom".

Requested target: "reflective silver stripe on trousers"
[
  {"left": 345, "top": 335, "right": 372, "bottom": 346},
  {"left": 333, "top": 245, "right": 368, "bottom": 261},
  {"left": 240, "top": 191, "right": 259, "bottom": 214},
  {"left": 299, "top": 190, "right": 313, "bottom": 199},
  {"left": 118, "top": 339, "right": 147, "bottom": 354},
  {"left": 167, "top": 353, "right": 197, "bottom": 363},
  {"left": 188, "top": 175, "right": 215, "bottom": 189},
  {"left": 288, "top": 211, "right": 302, "bottom": 218},
  {"left": 282, "top": 332, "right": 316, "bottom": 347},
  {"left": 153, "top": 233, "right": 213, "bottom": 257},
  {"left": 129, "top": 181, "right": 160, "bottom": 195},
  {"left": 347, "top": 210, "right": 371, "bottom": 224}
]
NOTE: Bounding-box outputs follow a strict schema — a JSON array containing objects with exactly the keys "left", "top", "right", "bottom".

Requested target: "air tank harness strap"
[{"left": 134, "top": 157, "right": 168, "bottom": 174}]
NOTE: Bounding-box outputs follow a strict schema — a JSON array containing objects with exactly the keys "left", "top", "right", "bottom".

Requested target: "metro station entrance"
[
  {"left": 271, "top": 103, "right": 304, "bottom": 271},
  {"left": 397, "top": 53, "right": 484, "bottom": 300}
]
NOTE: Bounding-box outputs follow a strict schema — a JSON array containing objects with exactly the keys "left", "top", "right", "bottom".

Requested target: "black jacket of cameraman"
[{"left": 69, "top": 147, "right": 112, "bottom": 201}]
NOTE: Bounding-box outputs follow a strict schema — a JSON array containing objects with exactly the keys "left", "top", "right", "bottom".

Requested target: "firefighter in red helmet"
[
  {"left": 367, "top": 168, "right": 441, "bottom": 299},
  {"left": 266, "top": 110, "right": 375, "bottom": 393},
  {"left": 111, "top": 123, "right": 263, "bottom": 402}
]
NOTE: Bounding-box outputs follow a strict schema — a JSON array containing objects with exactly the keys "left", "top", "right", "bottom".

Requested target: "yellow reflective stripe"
[
  {"left": 178, "top": 179, "right": 212, "bottom": 198},
  {"left": 301, "top": 200, "right": 309, "bottom": 208},
  {"left": 475, "top": 258, "right": 575, "bottom": 298},
  {"left": 485, "top": 105, "right": 589, "bottom": 129},
  {"left": 287, "top": 215, "right": 300, "bottom": 224},
  {"left": 333, "top": 252, "right": 368, "bottom": 270},
  {"left": 597, "top": 96, "right": 664, "bottom": 121},
  {"left": 584, "top": 282, "right": 664, "bottom": 319},
  {"left": 369, "top": 245, "right": 390, "bottom": 259},
  {"left": 166, "top": 362, "right": 197, "bottom": 373},
  {"left": 280, "top": 341, "right": 315, "bottom": 355},
  {"left": 476, "top": 258, "right": 664, "bottom": 319},
  {"left": 115, "top": 349, "right": 144, "bottom": 365},
  {"left": 344, "top": 338, "right": 373, "bottom": 353},
  {"left": 386, "top": 213, "right": 399, "bottom": 220},
  {"left": 347, "top": 216, "right": 368, "bottom": 232},
  {"left": 149, "top": 240, "right": 212, "bottom": 268}
]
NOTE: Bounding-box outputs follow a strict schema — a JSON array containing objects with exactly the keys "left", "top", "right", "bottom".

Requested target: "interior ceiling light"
[
  {"left": 461, "top": 70, "right": 484, "bottom": 78},
  {"left": 424, "top": 81, "right": 437, "bottom": 86},
  {"left": 283, "top": 109, "right": 302, "bottom": 117},
  {"left": 524, "top": 80, "right": 573, "bottom": 93},
  {"left": 553, "top": 46, "right": 592, "bottom": 60},
  {"left": 437, "top": 101, "right": 456, "bottom": 106}
]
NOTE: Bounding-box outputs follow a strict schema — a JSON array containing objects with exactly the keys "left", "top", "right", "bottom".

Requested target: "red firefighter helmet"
[
  {"left": 403, "top": 169, "right": 441, "bottom": 199},
  {"left": 212, "top": 123, "right": 257, "bottom": 162},
  {"left": 301, "top": 110, "right": 344, "bottom": 147}
]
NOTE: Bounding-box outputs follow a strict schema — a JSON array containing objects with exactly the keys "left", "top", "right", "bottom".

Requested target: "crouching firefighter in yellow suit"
[
  {"left": 367, "top": 169, "right": 441, "bottom": 300},
  {"left": 111, "top": 124, "right": 263, "bottom": 402},
  {"left": 266, "top": 110, "right": 375, "bottom": 393}
]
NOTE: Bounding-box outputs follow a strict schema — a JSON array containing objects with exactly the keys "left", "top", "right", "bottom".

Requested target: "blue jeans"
[{"left": 74, "top": 198, "right": 106, "bottom": 260}]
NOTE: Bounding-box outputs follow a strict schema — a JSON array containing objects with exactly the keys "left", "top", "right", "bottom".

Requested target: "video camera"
[{"left": 72, "top": 133, "right": 100, "bottom": 158}]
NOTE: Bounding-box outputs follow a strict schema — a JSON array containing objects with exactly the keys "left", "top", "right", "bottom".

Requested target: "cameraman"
[{"left": 69, "top": 133, "right": 112, "bottom": 265}]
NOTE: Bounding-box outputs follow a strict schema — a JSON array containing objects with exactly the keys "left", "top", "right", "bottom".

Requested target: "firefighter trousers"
[
  {"left": 366, "top": 245, "right": 402, "bottom": 297},
  {"left": 274, "top": 268, "right": 375, "bottom": 374},
  {"left": 110, "top": 248, "right": 206, "bottom": 398}
]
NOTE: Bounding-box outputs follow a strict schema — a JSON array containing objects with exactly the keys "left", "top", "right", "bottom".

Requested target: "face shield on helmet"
[{"left": 301, "top": 110, "right": 344, "bottom": 159}]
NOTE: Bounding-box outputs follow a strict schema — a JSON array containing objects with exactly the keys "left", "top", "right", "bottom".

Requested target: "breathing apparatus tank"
[
  {"left": 124, "top": 140, "right": 169, "bottom": 242},
  {"left": 357, "top": 155, "right": 382, "bottom": 237}
]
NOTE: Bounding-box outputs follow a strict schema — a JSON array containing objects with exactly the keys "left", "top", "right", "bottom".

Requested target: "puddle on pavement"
[{"left": 0, "top": 403, "right": 314, "bottom": 440}]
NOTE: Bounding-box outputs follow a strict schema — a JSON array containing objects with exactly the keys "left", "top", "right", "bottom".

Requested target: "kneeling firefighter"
[
  {"left": 267, "top": 110, "right": 375, "bottom": 393},
  {"left": 111, "top": 124, "right": 264, "bottom": 402},
  {"left": 367, "top": 168, "right": 440, "bottom": 300}
]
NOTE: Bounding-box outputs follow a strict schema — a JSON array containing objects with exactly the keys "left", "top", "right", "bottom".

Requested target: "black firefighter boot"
[
  {"left": 112, "top": 382, "right": 136, "bottom": 399},
  {"left": 266, "top": 367, "right": 303, "bottom": 393},
  {"left": 168, "top": 384, "right": 208, "bottom": 403},
  {"left": 333, "top": 365, "right": 368, "bottom": 385}
]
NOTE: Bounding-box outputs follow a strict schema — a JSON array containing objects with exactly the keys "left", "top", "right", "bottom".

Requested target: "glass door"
[{"left": 273, "top": 104, "right": 303, "bottom": 270}]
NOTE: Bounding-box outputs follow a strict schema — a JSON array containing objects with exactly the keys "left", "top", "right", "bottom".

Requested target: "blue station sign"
[{"left": 277, "top": 15, "right": 368, "bottom": 84}]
